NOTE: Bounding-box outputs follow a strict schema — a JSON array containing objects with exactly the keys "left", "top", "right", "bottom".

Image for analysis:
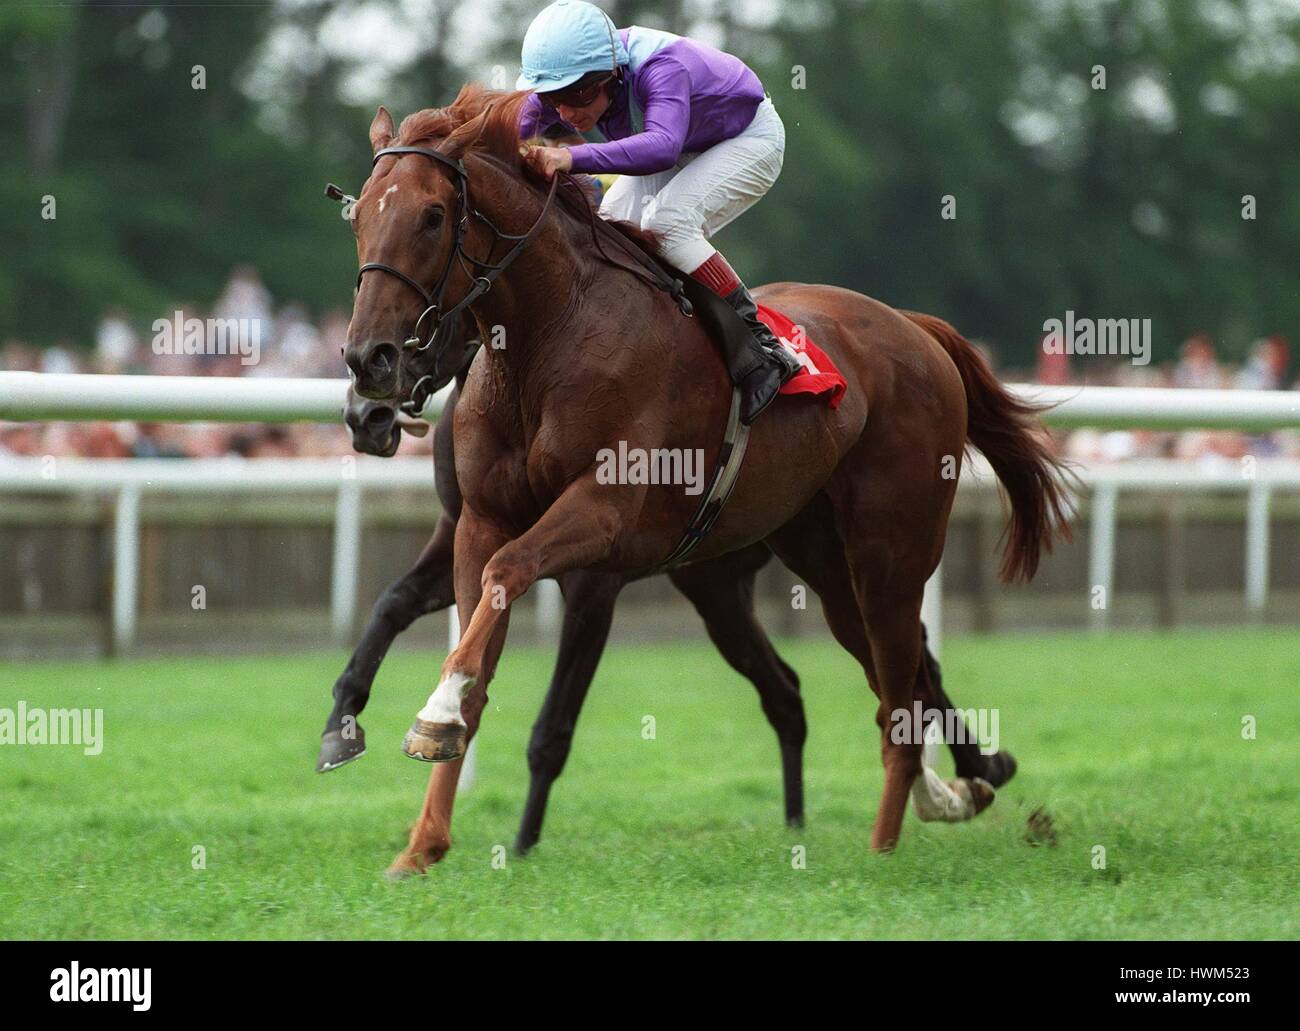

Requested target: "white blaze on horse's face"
[{"left": 378, "top": 184, "right": 399, "bottom": 213}]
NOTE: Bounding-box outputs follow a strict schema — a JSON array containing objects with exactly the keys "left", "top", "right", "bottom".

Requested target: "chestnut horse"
[
  {"left": 344, "top": 87, "right": 1070, "bottom": 875},
  {"left": 329, "top": 317, "right": 1017, "bottom": 856}
]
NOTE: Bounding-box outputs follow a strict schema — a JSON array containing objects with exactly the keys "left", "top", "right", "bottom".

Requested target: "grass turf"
[{"left": 0, "top": 629, "right": 1295, "bottom": 939}]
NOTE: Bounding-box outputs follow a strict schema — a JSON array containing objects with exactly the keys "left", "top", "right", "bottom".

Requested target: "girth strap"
[{"left": 652, "top": 387, "right": 751, "bottom": 571}]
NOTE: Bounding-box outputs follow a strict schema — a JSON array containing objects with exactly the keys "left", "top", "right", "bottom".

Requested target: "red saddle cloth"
[{"left": 757, "top": 304, "right": 847, "bottom": 407}]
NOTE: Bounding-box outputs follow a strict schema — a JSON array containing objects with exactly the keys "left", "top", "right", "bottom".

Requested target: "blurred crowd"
[
  {"left": 0, "top": 267, "right": 378, "bottom": 460},
  {"left": 1, "top": 266, "right": 1295, "bottom": 463},
  {"left": 1023, "top": 330, "right": 1296, "bottom": 465}
]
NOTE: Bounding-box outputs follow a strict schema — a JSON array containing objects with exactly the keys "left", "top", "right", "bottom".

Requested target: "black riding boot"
[{"left": 724, "top": 282, "right": 802, "bottom": 424}]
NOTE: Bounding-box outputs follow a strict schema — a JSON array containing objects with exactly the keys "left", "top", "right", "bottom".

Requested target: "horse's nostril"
[
  {"left": 366, "top": 343, "right": 399, "bottom": 383},
  {"left": 364, "top": 406, "right": 395, "bottom": 432}
]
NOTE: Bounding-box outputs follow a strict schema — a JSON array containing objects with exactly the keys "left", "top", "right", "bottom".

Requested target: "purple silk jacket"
[{"left": 518, "top": 26, "right": 766, "bottom": 176}]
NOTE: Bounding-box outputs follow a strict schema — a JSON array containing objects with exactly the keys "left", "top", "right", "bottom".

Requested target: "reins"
[{"left": 555, "top": 173, "right": 695, "bottom": 317}]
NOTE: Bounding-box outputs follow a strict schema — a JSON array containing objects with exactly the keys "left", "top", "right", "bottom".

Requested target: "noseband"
[{"left": 355, "top": 145, "right": 559, "bottom": 413}]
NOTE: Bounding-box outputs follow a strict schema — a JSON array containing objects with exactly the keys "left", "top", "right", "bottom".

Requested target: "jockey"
[{"left": 516, "top": 0, "right": 801, "bottom": 424}]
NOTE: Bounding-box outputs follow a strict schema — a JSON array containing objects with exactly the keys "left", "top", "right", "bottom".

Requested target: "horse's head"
[
  {"left": 340, "top": 87, "right": 574, "bottom": 454},
  {"left": 342, "top": 98, "right": 504, "bottom": 454}
]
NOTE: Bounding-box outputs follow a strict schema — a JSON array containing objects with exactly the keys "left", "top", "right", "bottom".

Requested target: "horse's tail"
[{"left": 903, "top": 311, "right": 1074, "bottom": 583}]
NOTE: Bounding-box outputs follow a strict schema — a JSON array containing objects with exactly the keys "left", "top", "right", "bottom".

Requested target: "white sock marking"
[
  {"left": 418, "top": 670, "right": 474, "bottom": 726},
  {"left": 911, "top": 766, "right": 974, "bottom": 822}
]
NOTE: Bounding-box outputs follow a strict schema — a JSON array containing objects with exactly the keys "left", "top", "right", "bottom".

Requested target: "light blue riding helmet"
[{"left": 516, "top": 0, "right": 630, "bottom": 93}]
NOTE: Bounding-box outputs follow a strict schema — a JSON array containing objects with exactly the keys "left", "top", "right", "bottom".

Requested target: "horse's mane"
[{"left": 393, "top": 84, "right": 663, "bottom": 259}]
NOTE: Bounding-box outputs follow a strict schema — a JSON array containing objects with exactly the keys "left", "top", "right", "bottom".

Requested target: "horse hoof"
[
  {"left": 317, "top": 726, "right": 366, "bottom": 772},
  {"left": 965, "top": 776, "right": 996, "bottom": 814},
  {"left": 984, "top": 750, "right": 1018, "bottom": 788},
  {"left": 401, "top": 720, "right": 465, "bottom": 762},
  {"left": 385, "top": 852, "right": 427, "bottom": 880}
]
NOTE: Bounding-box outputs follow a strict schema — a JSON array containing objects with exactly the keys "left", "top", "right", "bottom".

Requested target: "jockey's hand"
[{"left": 521, "top": 145, "right": 573, "bottom": 179}]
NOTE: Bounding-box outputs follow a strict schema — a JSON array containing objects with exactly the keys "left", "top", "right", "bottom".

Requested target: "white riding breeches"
[{"left": 597, "top": 97, "right": 786, "bottom": 273}]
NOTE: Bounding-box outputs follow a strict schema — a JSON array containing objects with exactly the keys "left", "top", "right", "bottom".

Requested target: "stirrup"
[
  {"left": 740, "top": 345, "right": 799, "bottom": 424},
  {"left": 767, "top": 342, "right": 802, "bottom": 380}
]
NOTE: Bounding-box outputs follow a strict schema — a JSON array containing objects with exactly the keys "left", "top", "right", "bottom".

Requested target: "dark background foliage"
[{"left": 1, "top": 0, "right": 1295, "bottom": 366}]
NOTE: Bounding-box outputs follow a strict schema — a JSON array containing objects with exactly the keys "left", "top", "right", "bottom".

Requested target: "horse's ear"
[
  {"left": 439, "top": 105, "right": 493, "bottom": 161},
  {"left": 369, "top": 106, "right": 395, "bottom": 153}
]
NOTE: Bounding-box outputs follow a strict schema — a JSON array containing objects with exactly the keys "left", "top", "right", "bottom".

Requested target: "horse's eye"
[{"left": 425, "top": 207, "right": 445, "bottom": 232}]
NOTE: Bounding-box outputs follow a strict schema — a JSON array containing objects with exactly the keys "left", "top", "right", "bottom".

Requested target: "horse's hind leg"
[
  {"left": 768, "top": 497, "right": 921, "bottom": 846},
  {"left": 860, "top": 595, "right": 994, "bottom": 834},
  {"left": 515, "top": 569, "right": 624, "bottom": 855},
  {"left": 669, "top": 544, "right": 807, "bottom": 827},
  {"left": 838, "top": 513, "right": 992, "bottom": 843},
  {"left": 918, "top": 624, "right": 1017, "bottom": 789},
  {"left": 769, "top": 491, "right": 990, "bottom": 850},
  {"left": 318, "top": 513, "right": 457, "bottom": 772}
]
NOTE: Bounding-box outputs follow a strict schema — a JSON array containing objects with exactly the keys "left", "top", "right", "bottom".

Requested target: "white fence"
[
  {"left": 2, "top": 454, "right": 1297, "bottom": 654},
  {"left": 3, "top": 372, "right": 1297, "bottom": 428},
  {"left": 0, "top": 456, "right": 437, "bottom": 651},
  {"left": 2, "top": 373, "right": 1298, "bottom": 656},
  {"left": 0, "top": 373, "right": 446, "bottom": 424},
  {"left": 926, "top": 455, "right": 1298, "bottom": 650}
]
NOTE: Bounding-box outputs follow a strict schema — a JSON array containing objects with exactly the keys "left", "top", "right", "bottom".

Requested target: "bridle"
[{"left": 354, "top": 144, "right": 559, "bottom": 415}]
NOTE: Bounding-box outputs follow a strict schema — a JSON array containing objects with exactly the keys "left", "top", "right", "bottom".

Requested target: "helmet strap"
[{"left": 603, "top": 12, "right": 618, "bottom": 71}]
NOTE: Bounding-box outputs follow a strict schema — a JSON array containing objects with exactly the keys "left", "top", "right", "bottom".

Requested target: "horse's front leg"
[
  {"left": 403, "top": 480, "right": 625, "bottom": 764},
  {"left": 668, "top": 547, "right": 808, "bottom": 828},
  {"left": 387, "top": 510, "right": 507, "bottom": 878},
  {"left": 318, "top": 514, "right": 456, "bottom": 772},
  {"left": 390, "top": 480, "right": 624, "bottom": 876},
  {"left": 516, "top": 569, "right": 625, "bottom": 855}
]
